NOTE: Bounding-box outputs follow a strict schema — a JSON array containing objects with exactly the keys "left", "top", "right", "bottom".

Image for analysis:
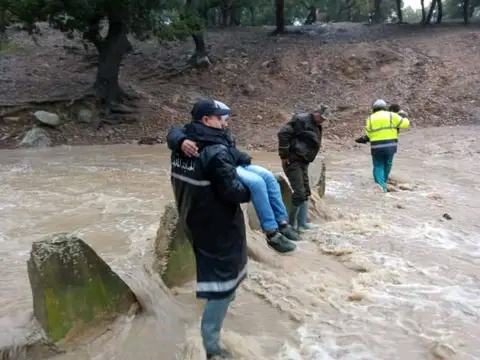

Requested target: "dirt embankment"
[{"left": 1, "top": 22, "right": 479, "bottom": 149}]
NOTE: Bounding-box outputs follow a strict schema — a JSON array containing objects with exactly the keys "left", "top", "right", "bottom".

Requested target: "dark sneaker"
[
  {"left": 267, "top": 232, "right": 296, "bottom": 253},
  {"left": 279, "top": 224, "right": 300, "bottom": 241},
  {"left": 207, "top": 348, "right": 233, "bottom": 359}
]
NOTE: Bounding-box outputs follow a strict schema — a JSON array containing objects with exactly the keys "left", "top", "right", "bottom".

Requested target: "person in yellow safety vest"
[{"left": 364, "top": 99, "right": 410, "bottom": 192}]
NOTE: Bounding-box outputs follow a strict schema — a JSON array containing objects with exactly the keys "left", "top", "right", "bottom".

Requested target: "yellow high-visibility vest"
[{"left": 365, "top": 110, "right": 410, "bottom": 142}]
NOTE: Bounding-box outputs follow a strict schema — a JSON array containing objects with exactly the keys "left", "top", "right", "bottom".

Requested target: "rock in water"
[
  {"left": 317, "top": 161, "right": 326, "bottom": 198},
  {"left": 33, "top": 111, "right": 61, "bottom": 126},
  {"left": 27, "top": 234, "right": 138, "bottom": 342},
  {"left": 19, "top": 127, "right": 51, "bottom": 148},
  {"left": 154, "top": 203, "right": 196, "bottom": 288},
  {"left": 307, "top": 157, "right": 326, "bottom": 198}
]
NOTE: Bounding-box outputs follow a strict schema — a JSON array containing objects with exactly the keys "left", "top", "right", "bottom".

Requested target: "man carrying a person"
[
  {"left": 169, "top": 98, "right": 250, "bottom": 359},
  {"left": 168, "top": 100, "right": 298, "bottom": 254}
]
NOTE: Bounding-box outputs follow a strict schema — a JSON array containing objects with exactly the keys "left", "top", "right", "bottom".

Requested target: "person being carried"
[{"left": 168, "top": 99, "right": 298, "bottom": 254}]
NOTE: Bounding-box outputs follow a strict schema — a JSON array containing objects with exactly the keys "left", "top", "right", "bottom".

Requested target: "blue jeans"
[
  {"left": 372, "top": 153, "right": 394, "bottom": 192},
  {"left": 236, "top": 165, "right": 289, "bottom": 232},
  {"left": 201, "top": 292, "right": 235, "bottom": 355}
]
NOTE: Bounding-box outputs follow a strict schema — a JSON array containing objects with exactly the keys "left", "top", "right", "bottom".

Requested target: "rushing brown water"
[{"left": 1, "top": 126, "right": 479, "bottom": 359}]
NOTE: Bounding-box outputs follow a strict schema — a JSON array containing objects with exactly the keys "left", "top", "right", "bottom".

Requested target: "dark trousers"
[{"left": 284, "top": 161, "right": 310, "bottom": 206}]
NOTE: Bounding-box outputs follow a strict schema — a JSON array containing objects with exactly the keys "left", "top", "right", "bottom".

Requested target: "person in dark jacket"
[
  {"left": 168, "top": 100, "right": 298, "bottom": 254},
  {"left": 278, "top": 106, "right": 329, "bottom": 232},
  {"left": 170, "top": 99, "right": 250, "bottom": 359}
]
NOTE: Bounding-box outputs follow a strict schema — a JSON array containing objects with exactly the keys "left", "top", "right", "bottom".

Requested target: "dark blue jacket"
[
  {"left": 169, "top": 122, "right": 250, "bottom": 299},
  {"left": 168, "top": 126, "right": 252, "bottom": 166}
]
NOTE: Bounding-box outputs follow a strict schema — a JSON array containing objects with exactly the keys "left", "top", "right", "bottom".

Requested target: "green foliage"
[
  {"left": 4, "top": 0, "right": 202, "bottom": 40},
  {"left": 403, "top": 5, "right": 423, "bottom": 22},
  {"left": 380, "top": 0, "right": 400, "bottom": 21},
  {"left": 444, "top": 0, "right": 479, "bottom": 18},
  {"left": 7, "top": 0, "right": 46, "bottom": 30},
  {"left": 150, "top": 6, "right": 204, "bottom": 41}
]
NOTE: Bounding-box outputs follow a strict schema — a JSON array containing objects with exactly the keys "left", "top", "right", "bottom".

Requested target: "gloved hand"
[{"left": 355, "top": 135, "right": 369, "bottom": 144}]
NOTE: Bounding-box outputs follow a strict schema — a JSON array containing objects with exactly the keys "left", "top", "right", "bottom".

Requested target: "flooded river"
[{"left": 0, "top": 126, "right": 479, "bottom": 359}]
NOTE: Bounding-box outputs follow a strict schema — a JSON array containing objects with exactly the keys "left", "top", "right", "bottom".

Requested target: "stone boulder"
[
  {"left": 154, "top": 203, "right": 196, "bottom": 288},
  {"left": 27, "top": 234, "right": 138, "bottom": 342},
  {"left": 19, "top": 127, "right": 51, "bottom": 148},
  {"left": 33, "top": 111, "right": 61, "bottom": 127}
]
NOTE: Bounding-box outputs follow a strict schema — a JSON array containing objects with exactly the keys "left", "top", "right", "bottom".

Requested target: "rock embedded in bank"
[
  {"left": 76, "top": 108, "right": 94, "bottom": 124},
  {"left": 33, "top": 111, "right": 62, "bottom": 126},
  {"left": 19, "top": 127, "right": 52, "bottom": 148},
  {"left": 27, "top": 233, "right": 138, "bottom": 342}
]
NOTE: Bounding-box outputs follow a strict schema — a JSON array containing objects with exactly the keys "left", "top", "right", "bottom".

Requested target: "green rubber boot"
[{"left": 297, "top": 201, "right": 319, "bottom": 233}]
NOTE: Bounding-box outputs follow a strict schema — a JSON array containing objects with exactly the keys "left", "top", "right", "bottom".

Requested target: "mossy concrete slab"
[
  {"left": 27, "top": 234, "right": 138, "bottom": 342},
  {"left": 154, "top": 202, "right": 196, "bottom": 288}
]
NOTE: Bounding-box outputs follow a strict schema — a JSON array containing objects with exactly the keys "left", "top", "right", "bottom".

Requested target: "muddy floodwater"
[{"left": 1, "top": 126, "right": 479, "bottom": 359}]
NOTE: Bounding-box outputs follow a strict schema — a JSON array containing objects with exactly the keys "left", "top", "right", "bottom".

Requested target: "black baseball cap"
[{"left": 191, "top": 99, "right": 230, "bottom": 121}]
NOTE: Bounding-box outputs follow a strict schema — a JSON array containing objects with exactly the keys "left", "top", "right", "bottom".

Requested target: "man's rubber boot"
[
  {"left": 207, "top": 348, "right": 233, "bottom": 359},
  {"left": 297, "top": 201, "right": 319, "bottom": 233},
  {"left": 288, "top": 205, "right": 300, "bottom": 228},
  {"left": 266, "top": 232, "right": 296, "bottom": 253},
  {"left": 279, "top": 223, "right": 300, "bottom": 241}
]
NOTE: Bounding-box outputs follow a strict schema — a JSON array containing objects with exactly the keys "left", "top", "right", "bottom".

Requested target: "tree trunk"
[
  {"left": 0, "top": 8, "right": 6, "bottom": 34},
  {"left": 193, "top": 34, "right": 207, "bottom": 57},
  {"left": 396, "top": 0, "right": 403, "bottom": 23},
  {"left": 463, "top": 0, "right": 470, "bottom": 24},
  {"left": 274, "top": 0, "right": 285, "bottom": 34},
  {"left": 347, "top": 0, "right": 353, "bottom": 21},
  {"left": 201, "top": 6, "right": 209, "bottom": 25},
  {"left": 249, "top": 6, "right": 255, "bottom": 26},
  {"left": 420, "top": 0, "right": 426, "bottom": 23},
  {"left": 222, "top": 6, "right": 229, "bottom": 27},
  {"left": 221, "top": 6, "right": 229, "bottom": 26},
  {"left": 229, "top": 6, "right": 240, "bottom": 26},
  {"left": 425, "top": 0, "right": 437, "bottom": 24},
  {"left": 305, "top": 6, "right": 317, "bottom": 24},
  {"left": 93, "top": 20, "right": 131, "bottom": 106},
  {"left": 221, "top": 0, "right": 234, "bottom": 26},
  {"left": 373, "top": 0, "right": 383, "bottom": 23},
  {"left": 436, "top": 0, "right": 442, "bottom": 23},
  {"left": 186, "top": 0, "right": 210, "bottom": 67},
  {"left": 210, "top": 7, "right": 219, "bottom": 26},
  {"left": 0, "top": 6, "right": 7, "bottom": 43}
]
